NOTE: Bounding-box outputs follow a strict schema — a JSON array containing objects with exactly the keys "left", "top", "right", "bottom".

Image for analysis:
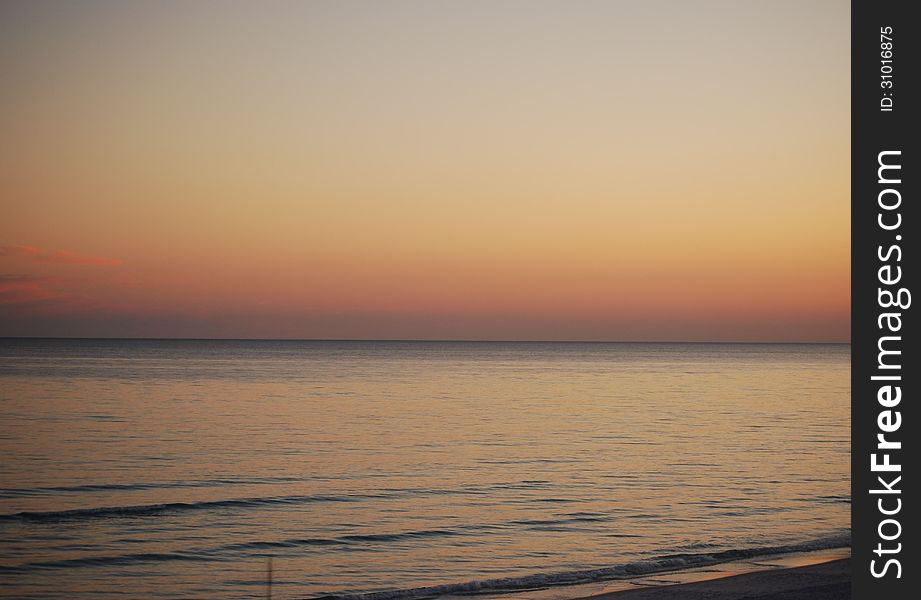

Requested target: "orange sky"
[{"left": 1, "top": 1, "right": 849, "bottom": 341}]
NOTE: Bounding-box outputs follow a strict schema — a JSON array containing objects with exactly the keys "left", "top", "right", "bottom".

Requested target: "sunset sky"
[{"left": 1, "top": 0, "right": 849, "bottom": 341}]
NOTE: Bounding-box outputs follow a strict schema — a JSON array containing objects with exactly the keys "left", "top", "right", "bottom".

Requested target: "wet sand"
[{"left": 578, "top": 558, "right": 849, "bottom": 600}]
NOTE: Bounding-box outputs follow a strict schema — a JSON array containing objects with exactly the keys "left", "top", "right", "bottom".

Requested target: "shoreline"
[
  {"left": 465, "top": 548, "right": 850, "bottom": 600},
  {"left": 578, "top": 557, "right": 849, "bottom": 599}
]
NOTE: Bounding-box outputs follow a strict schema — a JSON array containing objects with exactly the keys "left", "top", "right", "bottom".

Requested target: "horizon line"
[{"left": 0, "top": 336, "right": 852, "bottom": 345}]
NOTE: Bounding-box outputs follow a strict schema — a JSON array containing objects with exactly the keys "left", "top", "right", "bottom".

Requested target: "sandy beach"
[{"left": 580, "top": 558, "right": 849, "bottom": 600}]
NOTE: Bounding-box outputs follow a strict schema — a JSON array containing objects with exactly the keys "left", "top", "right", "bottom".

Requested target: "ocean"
[{"left": 0, "top": 340, "right": 850, "bottom": 599}]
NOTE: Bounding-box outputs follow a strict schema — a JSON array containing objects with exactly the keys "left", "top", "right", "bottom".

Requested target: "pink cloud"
[
  {"left": 0, "top": 244, "right": 123, "bottom": 266},
  {"left": 0, "top": 274, "right": 102, "bottom": 315}
]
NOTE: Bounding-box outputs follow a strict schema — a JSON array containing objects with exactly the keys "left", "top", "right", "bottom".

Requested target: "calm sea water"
[{"left": 0, "top": 340, "right": 849, "bottom": 599}]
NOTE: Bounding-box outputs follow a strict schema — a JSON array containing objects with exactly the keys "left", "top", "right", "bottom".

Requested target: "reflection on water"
[{"left": 0, "top": 340, "right": 849, "bottom": 598}]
